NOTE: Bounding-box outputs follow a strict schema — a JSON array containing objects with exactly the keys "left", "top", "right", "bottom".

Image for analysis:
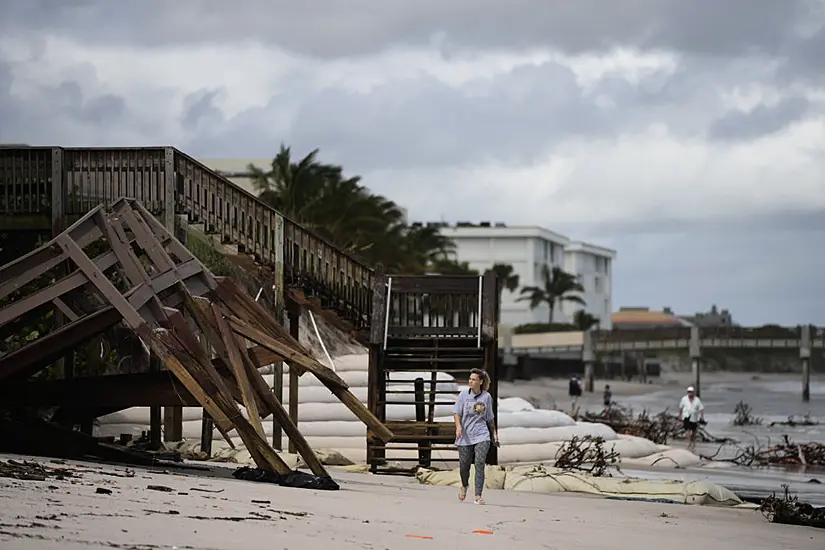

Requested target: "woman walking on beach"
[{"left": 453, "top": 368, "right": 498, "bottom": 505}]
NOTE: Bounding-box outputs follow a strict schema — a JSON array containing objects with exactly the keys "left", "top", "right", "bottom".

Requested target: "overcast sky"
[{"left": 1, "top": 0, "right": 824, "bottom": 325}]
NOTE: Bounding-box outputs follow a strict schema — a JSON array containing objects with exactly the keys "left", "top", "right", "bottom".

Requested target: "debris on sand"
[
  {"left": 0, "top": 459, "right": 75, "bottom": 482},
  {"left": 760, "top": 484, "right": 825, "bottom": 529}
]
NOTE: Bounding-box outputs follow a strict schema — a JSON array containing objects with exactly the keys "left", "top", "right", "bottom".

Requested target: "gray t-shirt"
[{"left": 453, "top": 388, "right": 494, "bottom": 446}]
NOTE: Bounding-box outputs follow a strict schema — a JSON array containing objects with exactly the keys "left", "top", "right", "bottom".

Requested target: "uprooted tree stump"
[
  {"left": 554, "top": 435, "right": 621, "bottom": 477},
  {"left": 760, "top": 484, "right": 825, "bottom": 529}
]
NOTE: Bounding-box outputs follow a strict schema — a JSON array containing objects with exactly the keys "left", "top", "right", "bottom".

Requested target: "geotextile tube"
[{"left": 416, "top": 464, "right": 743, "bottom": 507}]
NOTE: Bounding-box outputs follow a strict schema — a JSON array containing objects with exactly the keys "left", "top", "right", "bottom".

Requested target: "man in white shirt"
[{"left": 679, "top": 386, "right": 704, "bottom": 452}]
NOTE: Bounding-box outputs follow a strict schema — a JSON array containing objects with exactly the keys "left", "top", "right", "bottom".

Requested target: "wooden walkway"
[{"left": 0, "top": 146, "right": 374, "bottom": 329}]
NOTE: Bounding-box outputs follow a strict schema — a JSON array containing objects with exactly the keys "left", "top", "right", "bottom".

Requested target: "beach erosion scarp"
[{"left": 0, "top": 453, "right": 821, "bottom": 550}]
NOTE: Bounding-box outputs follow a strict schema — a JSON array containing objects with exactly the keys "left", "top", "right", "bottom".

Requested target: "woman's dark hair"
[{"left": 469, "top": 368, "right": 490, "bottom": 392}]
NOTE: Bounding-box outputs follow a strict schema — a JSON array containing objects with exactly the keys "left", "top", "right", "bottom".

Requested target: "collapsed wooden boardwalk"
[
  {"left": 0, "top": 147, "right": 501, "bottom": 472},
  {"left": 0, "top": 197, "right": 392, "bottom": 480}
]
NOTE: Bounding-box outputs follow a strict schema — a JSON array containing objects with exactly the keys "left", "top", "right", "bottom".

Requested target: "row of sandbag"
[{"left": 415, "top": 464, "right": 742, "bottom": 506}]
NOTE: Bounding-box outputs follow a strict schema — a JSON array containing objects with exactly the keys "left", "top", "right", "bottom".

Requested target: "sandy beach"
[{"left": 0, "top": 453, "right": 821, "bottom": 550}]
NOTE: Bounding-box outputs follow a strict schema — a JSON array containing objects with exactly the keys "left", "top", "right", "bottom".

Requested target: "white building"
[
  {"left": 563, "top": 241, "right": 615, "bottom": 329},
  {"left": 437, "top": 224, "right": 615, "bottom": 329}
]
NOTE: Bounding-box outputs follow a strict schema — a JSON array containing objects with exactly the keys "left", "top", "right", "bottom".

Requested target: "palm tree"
[
  {"left": 572, "top": 310, "right": 600, "bottom": 331},
  {"left": 517, "top": 265, "right": 586, "bottom": 323},
  {"left": 490, "top": 263, "right": 519, "bottom": 301},
  {"left": 248, "top": 144, "right": 463, "bottom": 274}
]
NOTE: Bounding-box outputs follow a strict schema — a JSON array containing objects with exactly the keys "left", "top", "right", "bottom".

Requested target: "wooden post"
[
  {"left": 271, "top": 212, "right": 285, "bottom": 450},
  {"left": 800, "top": 324, "right": 811, "bottom": 402},
  {"left": 272, "top": 361, "right": 284, "bottom": 450},
  {"left": 620, "top": 351, "right": 627, "bottom": 381},
  {"left": 50, "top": 148, "right": 71, "bottom": 382},
  {"left": 149, "top": 351, "right": 163, "bottom": 450},
  {"left": 582, "top": 329, "right": 595, "bottom": 393},
  {"left": 198, "top": 325, "right": 214, "bottom": 456},
  {"left": 414, "top": 377, "right": 431, "bottom": 468},
  {"left": 163, "top": 212, "right": 187, "bottom": 443},
  {"left": 689, "top": 325, "right": 701, "bottom": 397},
  {"left": 481, "top": 270, "right": 499, "bottom": 465},
  {"left": 287, "top": 307, "right": 300, "bottom": 455},
  {"left": 367, "top": 264, "right": 387, "bottom": 472},
  {"left": 638, "top": 354, "right": 647, "bottom": 385}
]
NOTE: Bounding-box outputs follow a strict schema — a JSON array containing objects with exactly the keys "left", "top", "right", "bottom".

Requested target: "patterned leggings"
[{"left": 458, "top": 441, "right": 491, "bottom": 496}]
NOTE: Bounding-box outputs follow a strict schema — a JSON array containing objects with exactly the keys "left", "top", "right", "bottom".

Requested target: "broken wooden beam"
[
  {"left": 242, "top": 341, "right": 330, "bottom": 478},
  {"left": 147, "top": 328, "right": 291, "bottom": 475},
  {"left": 227, "top": 315, "right": 394, "bottom": 443},
  {"left": 212, "top": 302, "right": 266, "bottom": 439}
]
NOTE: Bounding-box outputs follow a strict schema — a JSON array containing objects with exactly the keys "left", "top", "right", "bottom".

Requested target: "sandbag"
[
  {"left": 498, "top": 410, "right": 576, "bottom": 429},
  {"left": 498, "top": 397, "right": 537, "bottom": 412},
  {"left": 498, "top": 465, "right": 741, "bottom": 506},
  {"left": 622, "top": 448, "right": 702, "bottom": 469},
  {"left": 498, "top": 423, "right": 615, "bottom": 446},
  {"left": 606, "top": 435, "right": 662, "bottom": 458},
  {"left": 415, "top": 465, "right": 507, "bottom": 490},
  {"left": 180, "top": 419, "right": 368, "bottom": 441}
]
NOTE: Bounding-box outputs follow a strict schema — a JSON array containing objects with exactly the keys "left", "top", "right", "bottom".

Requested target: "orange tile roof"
[{"left": 611, "top": 310, "right": 684, "bottom": 325}]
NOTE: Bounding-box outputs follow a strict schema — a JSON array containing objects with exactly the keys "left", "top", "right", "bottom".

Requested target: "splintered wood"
[{"left": 0, "top": 197, "right": 393, "bottom": 481}]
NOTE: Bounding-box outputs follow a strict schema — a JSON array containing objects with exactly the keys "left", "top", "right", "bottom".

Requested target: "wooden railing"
[{"left": 0, "top": 146, "right": 375, "bottom": 327}]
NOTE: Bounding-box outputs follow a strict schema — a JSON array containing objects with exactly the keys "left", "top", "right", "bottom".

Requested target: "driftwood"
[
  {"left": 581, "top": 406, "right": 732, "bottom": 445},
  {"left": 760, "top": 484, "right": 825, "bottom": 529},
  {"left": 769, "top": 414, "right": 820, "bottom": 428},
  {"left": 554, "top": 435, "right": 621, "bottom": 477},
  {"left": 703, "top": 435, "right": 825, "bottom": 468}
]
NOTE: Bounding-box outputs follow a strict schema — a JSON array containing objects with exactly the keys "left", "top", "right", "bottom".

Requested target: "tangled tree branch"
[
  {"left": 582, "top": 406, "right": 732, "bottom": 445},
  {"left": 702, "top": 435, "right": 825, "bottom": 467},
  {"left": 554, "top": 435, "right": 621, "bottom": 477}
]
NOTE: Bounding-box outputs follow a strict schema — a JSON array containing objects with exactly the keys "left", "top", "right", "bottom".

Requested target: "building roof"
[
  {"left": 564, "top": 240, "right": 617, "bottom": 259},
  {"left": 611, "top": 309, "right": 689, "bottom": 326},
  {"left": 438, "top": 224, "right": 571, "bottom": 245}
]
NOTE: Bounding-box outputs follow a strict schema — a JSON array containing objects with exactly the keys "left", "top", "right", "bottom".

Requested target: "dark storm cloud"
[
  {"left": 1, "top": 0, "right": 818, "bottom": 61},
  {"left": 0, "top": 60, "right": 130, "bottom": 145},
  {"left": 708, "top": 97, "right": 812, "bottom": 141},
  {"left": 186, "top": 62, "right": 632, "bottom": 170}
]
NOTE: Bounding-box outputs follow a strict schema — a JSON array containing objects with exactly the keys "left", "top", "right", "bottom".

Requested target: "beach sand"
[{"left": 0, "top": 453, "right": 820, "bottom": 549}]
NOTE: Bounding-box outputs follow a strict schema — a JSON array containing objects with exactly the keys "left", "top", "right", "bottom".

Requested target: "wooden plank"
[
  {"left": 148, "top": 328, "right": 290, "bottom": 475},
  {"left": 215, "top": 278, "right": 310, "bottom": 361},
  {"left": 242, "top": 338, "right": 330, "bottom": 478},
  {"left": 212, "top": 302, "right": 266, "bottom": 439},
  {"left": 55, "top": 234, "right": 146, "bottom": 329},
  {"left": 52, "top": 297, "right": 79, "bottom": 322},
  {"left": 227, "top": 314, "right": 394, "bottom": 443},
  {"left": 227, "top": 314, "right": 346, "bottom": 388},
  {"left": 288, "top": 307, "right": 300, "bottom": 455}
]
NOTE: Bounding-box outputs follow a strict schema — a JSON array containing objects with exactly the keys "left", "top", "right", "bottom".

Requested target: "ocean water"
[{"left": 621, "top": 375, "right": 825, "bottom": 505}]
